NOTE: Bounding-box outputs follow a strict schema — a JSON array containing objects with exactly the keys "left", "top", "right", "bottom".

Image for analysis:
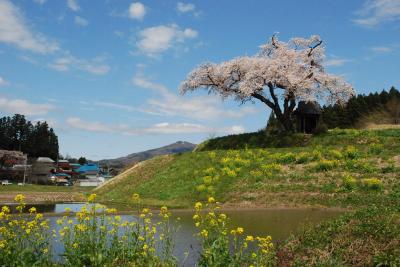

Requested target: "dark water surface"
[{"left": 9, "top": 203, "right": 344, "bottom": 265}]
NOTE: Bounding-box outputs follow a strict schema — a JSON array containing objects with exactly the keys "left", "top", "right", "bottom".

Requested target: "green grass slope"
[{"left": 96, "top": 128, "right": 400, "bottom": 209}]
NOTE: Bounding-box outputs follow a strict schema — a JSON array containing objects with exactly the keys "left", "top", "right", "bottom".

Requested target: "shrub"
[
  {"left": 261, "top": 163, "right": 283, "bottom": 177},
  {"left": 276, "top": 153, "right": 297, "bottom": 164},
  {"left": 361, "top": 178, "right": 383, "bottom": 191},
  {"left": 311, "top": 150, "right": 323, "bottom": 160},
  {"left": 328, "top": 149, "right": 343, "bottom": 160},
  {"left": 313, "top": 159, "right": 339, "bottom": 171},
  {"left": 342, "top": 175, "right": 357, "bottom": 191},
  {"left": 344, "top": 146, "right": 360, "bottom": 159},
  {"left": 312, "top": 120, "right": 328, "bottom": 135},
  {"left": 368, "top": 143, "right": 384, "bottom": 155},
  {"left": 249, "top": 170, "right": 264, "bottom": 182},
  {"left": 295, "top": 152, "right": 311, "bottom": 164},
  {"left": 345, "top": 160, "right": 377, "bottom": 173},
  {"left": 197, "top": 184, "right": 207, "bottom": 192}
]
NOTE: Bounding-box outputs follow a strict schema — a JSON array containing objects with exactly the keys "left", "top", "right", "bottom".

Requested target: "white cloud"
[
  {"left": 177, "top": 2, "right": 195, "bottom": 13},
  {"left": 136, "top": 24, "right": 198, "bottom": 57},
  {"left": 354, "top": 0, "right": 400, "bottom": 27},
  {"left": 325, "top": 58, "right": 351, "bottom": 67},
  {"left": 0, "top": 0, "right": 59, "bottom": 53},
  {"left": 74, "top": 16, "right": 88, "bottom": 26},
  {"left": 93, "top": 101, "right": 138, "bottom": 112},
  {"left": 0, "top": 76, "right": 9, "bottom": 86},
  {"left": 0, "top": 97, "right": 54, "bottom": 115},
  {"left": 66, "top": 117, "right": 244, "bottom": 135},
  {"left": 33, "top": 0, "right": 46, "bottom": 5},
  {"left": 128, "top": 2, "right": 146, "bottom": 20},
  {"left": 48, "top": 54, "right": 110, "bottom": 75},
  {"left": 66, "top": 117, "right": 114, "bottom": 133},
  {"left": 132, "top": 74, "right": 257, "bottom": 120},
  {"left": 371, "top": 45, "right": 395, "bottom": 53},
  {"left": 67, "top": 0, "right": 80, "bottom": 12}
]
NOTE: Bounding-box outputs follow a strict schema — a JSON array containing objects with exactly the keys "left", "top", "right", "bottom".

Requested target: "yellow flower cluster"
[
  {"left": 87, "top": 193, "right": 97, "bottom": 202},
  {"left": 193, "top": 197, "right": 274, "bottom": 266}
]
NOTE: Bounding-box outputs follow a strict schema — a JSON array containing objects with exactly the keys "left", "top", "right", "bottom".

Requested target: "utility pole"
[{"left": 22, "top": 155, "right": 27, "bottom": 185}]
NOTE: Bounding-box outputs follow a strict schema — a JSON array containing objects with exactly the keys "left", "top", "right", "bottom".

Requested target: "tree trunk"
[{"left": 275, "top": 112, "right": 294, "bottom": 133}]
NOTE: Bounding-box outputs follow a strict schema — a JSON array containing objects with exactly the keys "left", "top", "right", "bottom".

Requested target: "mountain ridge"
[{"left": 98, "top": 141, "right": 196, "bottom": 170}]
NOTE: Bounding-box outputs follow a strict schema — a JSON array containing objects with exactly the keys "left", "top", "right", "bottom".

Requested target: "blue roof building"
[{"left": 77, "top": 163, "right": 100, "bottom": 175}]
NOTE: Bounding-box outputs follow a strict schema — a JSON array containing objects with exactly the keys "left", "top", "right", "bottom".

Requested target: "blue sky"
[{"left": 0, "top": 0, "right": 399, "bottom": 159}]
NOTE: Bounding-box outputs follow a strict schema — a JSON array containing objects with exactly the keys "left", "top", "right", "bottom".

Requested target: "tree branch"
[{"left": 307, "top": 40, "right": 323, "bottom": 57}]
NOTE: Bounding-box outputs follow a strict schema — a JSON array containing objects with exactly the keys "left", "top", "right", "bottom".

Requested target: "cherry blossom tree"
[{"left": 180, "top": 35, "right": 355, "bottom": 132}]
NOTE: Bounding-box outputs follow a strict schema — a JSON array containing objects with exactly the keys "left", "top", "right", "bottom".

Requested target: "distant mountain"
[{"left": 98, "top": 141, "right": 196, "bottom": 170}]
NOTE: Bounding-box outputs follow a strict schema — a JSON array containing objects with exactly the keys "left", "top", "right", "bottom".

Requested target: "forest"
[
  {"left": 0, "top": 114, "right": 59, "bottom": 160},
  {"left": 323, "top": 86, "right": 400, "bottom": 128}
]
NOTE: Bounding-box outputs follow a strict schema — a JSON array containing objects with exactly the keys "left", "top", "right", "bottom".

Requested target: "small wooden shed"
[{"left": 295, "top": 101, "right": 322, "bottom": 133}]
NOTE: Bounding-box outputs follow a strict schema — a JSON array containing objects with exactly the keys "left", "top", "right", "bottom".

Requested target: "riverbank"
[{"left": 0, "top": 185, "right": 93, "bottom": 204}]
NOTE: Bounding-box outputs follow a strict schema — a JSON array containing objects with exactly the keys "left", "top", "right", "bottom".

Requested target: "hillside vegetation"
[
  {"left": 96, "top": 128, "right": 400, "bottom": 209},
  {"left": 94, "top": 128, "right": 400, "bottom": 266}
]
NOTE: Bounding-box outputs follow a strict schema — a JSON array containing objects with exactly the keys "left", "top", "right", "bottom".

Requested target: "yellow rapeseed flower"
[
  {"left": 64, "top": 207, "right": 71, "bottom": 212},
  {"left": 160, "top": 206, "right": 168, "bottom": 214},
  {"left": 246, "top": 235, "right": 254, "bottom": 242},
  {"left": 106, "top": 208, "right": 117, "bottom": 214},
  {"left": 194, "top": 202, "right": 202, "bottom": 211},
  {"left": 142, "top": 208, "right": 149, "bottom": 214},
  {"left": 87, "top": 193, "right": 97, "bottom": 202},
  {"left": 193, "top": 214, "right": 200, "bottom": 220},
  {"left": 73, "top": 243, "right": 78, "bottom": 248},
  {"left": 132, "top": 193, "right": 140, "bottom": 201},
  {"left": 236, "top": 227, "right": 244, "bottom": 235},
  {"left": 208, "top": 197, "right": 215, "bottom": 203},
  {"left": 29, "top": 207, "right": 36, "bottom": 213},
  {"left": 14, "top": 194, "right": 25, "bottom": 202},
  {"left": 200, "top": 229, "right": 208, "bottom": 237},
  {"left": 1, "top": 206, "right": 10, "bottom": 213}
]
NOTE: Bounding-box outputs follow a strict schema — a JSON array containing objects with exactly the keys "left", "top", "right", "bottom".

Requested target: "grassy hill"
[
  {"left": 96, "top": 128, "right": 400, "bottom": 209},
  {"left": 94, "top": 128, "right": 400, "bottom": 265}
]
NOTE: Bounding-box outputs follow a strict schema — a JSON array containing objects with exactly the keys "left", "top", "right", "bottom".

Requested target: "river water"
[{"left": 8, "top": 203, "right": 344, "bottom": 265}]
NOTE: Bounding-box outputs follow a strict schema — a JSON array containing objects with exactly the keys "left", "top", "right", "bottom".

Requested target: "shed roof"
[
  {"left": 77, "top": 163, "right": 100, "bottom": 173},
  {"left": 296, "top": 101, "right": 322, "bottom": 115}
]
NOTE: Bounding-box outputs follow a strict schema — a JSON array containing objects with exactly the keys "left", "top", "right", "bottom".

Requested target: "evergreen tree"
[
  {"left": 0, "top": 114, "right": 59, "bottom": 160},
  {"left": 321, "top": 87, "right": 400, "bottom": 129}
]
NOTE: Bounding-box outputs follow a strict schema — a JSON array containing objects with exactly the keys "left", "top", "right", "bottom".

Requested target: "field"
[{"left": 0, "top": 185, "right": 94, "bottom": 203}]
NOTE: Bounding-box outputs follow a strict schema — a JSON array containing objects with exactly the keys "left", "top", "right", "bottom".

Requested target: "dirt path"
[{"left": 0, "top": 191, "right": 85, "bottom": 204}]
